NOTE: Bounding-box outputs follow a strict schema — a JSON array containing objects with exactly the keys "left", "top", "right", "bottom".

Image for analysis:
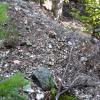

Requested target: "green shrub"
[
  {"left": 70, "top": 0, "right": 100, "bottom": 36},
  {"left": 0, "top": 73, "right": 29, "bottom": 100}
]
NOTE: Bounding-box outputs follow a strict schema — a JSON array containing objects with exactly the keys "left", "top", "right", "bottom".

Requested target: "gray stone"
[
  {"left": 80, "top": 57, "right": 87, "bottom": 62},
  {"left": 0, "top": 40, "right": 4, "bottom": 48},
  {"left": 23, "top": 84, "right": 34, "bottom": 93},
  {"left": 32, "top": 67, "right": 55, "bottom": 90},
  {"left": 36, "top": 91, "right": 44, "bottom": 100}
]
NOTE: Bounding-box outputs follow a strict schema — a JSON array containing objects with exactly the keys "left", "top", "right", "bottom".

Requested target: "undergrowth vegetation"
[
  {"left": 70, "top": 0, "right": 100, "bottom": 36},
  {"left": 0, "top": 3, "right": 9, "bottom": 23},
  {"left": 0, "top": 3, "right": 18, "bottom": 41},
  {"left": 0, "top": 3, "right": 9, "bottom": 39},
  {"left": 50, "top": 88, "right": 77, "bottom": 100},
  {"left": 0, "top": 73, "right": 29, "bottom": 100}
]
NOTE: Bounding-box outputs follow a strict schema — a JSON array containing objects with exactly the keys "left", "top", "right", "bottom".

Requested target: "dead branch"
[
  {"left": 55, "top": 46, "right": 73, "bottom": 100},
  {"left": 56, "top": 73, "right": 100, "bottom": 100}
]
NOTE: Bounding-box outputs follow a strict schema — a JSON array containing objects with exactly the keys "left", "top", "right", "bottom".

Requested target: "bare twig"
[
  {"left": 56, "top": 73, "right": 100, "bottom": 99},
  {"left": 57, "top": 70, "right": 100, "bottom": 100},
  {"left": 56, "top": 82, "right": 97, "bottom": 97},
  {"left": 55, "top": 46, "right": 73, "bottom": 100}
]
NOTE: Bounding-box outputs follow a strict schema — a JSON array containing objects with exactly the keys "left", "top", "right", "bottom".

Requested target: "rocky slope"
[{"left": 0, "top": 0, "right": 100, "bottom": 100}]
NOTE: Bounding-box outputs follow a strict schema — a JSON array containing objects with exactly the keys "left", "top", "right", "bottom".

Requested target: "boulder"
[{"left": 32, "top": 67, "right": 55, "bottom": 91}]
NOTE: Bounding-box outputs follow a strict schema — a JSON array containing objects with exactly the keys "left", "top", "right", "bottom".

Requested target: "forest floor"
[{"left": 0, "top": 0, "right": 100, "bottom": 100}]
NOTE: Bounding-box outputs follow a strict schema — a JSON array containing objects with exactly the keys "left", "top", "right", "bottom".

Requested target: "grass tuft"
[
  {"left": 0, "top": 73, "right": 29, "bottom": 100},
  {"left": 0, "top": 3, "right": 9, "bottom": 23}
]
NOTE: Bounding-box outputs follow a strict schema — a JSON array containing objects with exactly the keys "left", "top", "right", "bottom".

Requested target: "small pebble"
[
  {"left": 48, "top": 44, "right": 52, "bottom": 49},
  {"left": 68, "top": 41, "right": 72, "bottom": 46},
  {"left": 36, "top": 92, "right": 44, "bottom": 100}
]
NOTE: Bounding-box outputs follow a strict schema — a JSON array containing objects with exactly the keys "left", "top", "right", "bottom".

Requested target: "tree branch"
[{"left": 55, "top": 46, "right": 73, "bottom": 100}]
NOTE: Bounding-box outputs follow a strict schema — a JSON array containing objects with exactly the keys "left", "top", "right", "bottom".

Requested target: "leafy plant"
[
  {"left": 0, "top": 73, "right": 29, "bottom": 100},
  {"left": 70, "top": 0, "right": 100, "bottom": 36}
]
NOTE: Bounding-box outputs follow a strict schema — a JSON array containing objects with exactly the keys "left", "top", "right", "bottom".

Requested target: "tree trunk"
[
  {"left": 52, "top": 0, "right": 64, "bottom": 20},
  {"left": 34, "top": 0, "right": 64, "bottom": 20}
]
